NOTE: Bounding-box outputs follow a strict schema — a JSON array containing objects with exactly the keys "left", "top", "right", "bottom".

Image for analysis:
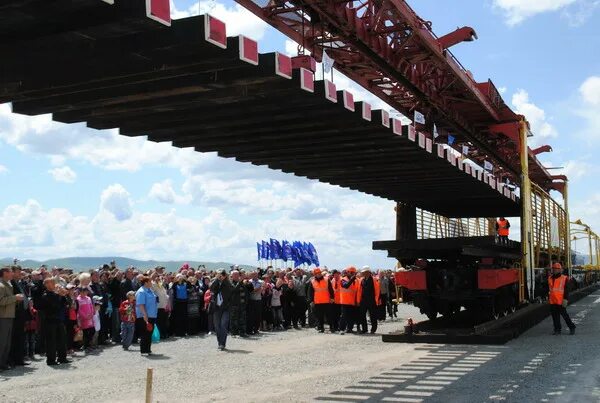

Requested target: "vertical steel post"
[
  {"left": 519, "top": 119, "right": 535, "bottom": 302},
  {"left": 588, "top": 228, "right": 593, "bottom": 267},
  {"left": 563, "top": 180, "right": 572, "bottom": 276}
]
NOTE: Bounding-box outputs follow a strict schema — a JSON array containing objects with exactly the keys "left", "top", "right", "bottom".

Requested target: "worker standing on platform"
[
  {"left": 357, "top": 266, "right": 380, "bottom": 334},
  {"left": 548, "top": 263, "right": 576, "bottom": 335},
  {"left": 496, "top": 217, "right": 510, "bottom": 244},
  {"left": 308, "top": 268, "right": 335, "bottom": 333},
  {"left": 339, "top": 267, "right": 359, "bottom": 335}
]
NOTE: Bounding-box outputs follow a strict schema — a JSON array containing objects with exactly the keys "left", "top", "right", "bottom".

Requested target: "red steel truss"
[{"left": 235, "top": 0, "right": 560, "bottom": 192}]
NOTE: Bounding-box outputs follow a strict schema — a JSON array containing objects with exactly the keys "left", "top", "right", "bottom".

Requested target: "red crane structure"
[{"left": 235, "top": 0, "right": 564, "bottom": 193}]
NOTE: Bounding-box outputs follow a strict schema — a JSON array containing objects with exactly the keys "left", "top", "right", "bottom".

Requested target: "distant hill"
[{"left": 0, "top": 257, "right": 256, "bottom": 272}]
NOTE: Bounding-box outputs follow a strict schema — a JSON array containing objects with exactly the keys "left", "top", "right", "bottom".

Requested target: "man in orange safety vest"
[
  {"left": 548, "top": 262, "right": 576, "bottom": 335},
  {"left": 496, "top": 217, "right": 510, "bottom": 245},
  {"left": 308, "top": 268, "right": 335, "bottom": 333}
]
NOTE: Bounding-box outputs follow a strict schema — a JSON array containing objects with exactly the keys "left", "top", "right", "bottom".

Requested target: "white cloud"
[
  {"left": 149, "top": 179, "right": 191, "bottom": 204},
  {"left": 561, "top": 0, "right": 600, "bottom": 26},
  {"left": 0, "top": 165, "right": 7, "bottom": 174},
  {"left": 170, "top": 0, "right": 269, "bottom": 40},
  {"left": 511, "top": 89, "right": 558, "bottom": 146},
  {"left": 48, "top": 165, "right": 77, "bottom": 183},
  {"left": 579, "top": 76, "right": 600, "bottom": 106},
  {"left": 493, "top": 0, "right": 577, "bottom": 25},
  {"left": 100, "top": 184, "right": 133, "bottom": 221}
]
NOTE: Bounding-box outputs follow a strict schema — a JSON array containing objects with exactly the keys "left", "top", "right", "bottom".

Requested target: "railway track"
[{"left": 382, "top": 282, "right": 600, "bottom": 344}]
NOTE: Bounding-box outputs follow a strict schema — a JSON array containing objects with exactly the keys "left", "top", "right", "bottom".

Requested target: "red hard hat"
[
  {"left": 552, "top": 262, "right": 562, "bottom": 270},
  {"left": 313, "top": 268, "right": 322, "bottom": 276}
]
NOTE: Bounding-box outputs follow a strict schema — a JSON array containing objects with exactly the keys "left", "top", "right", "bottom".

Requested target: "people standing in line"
[
  {"left": 38, "top": 278, "right": 70, "bottom": 366},
  {"left": 548, "top": 263, "right": 576, "bottom": 335},
  {"left": 339, "top": 267, "right": 359, "bottom": 335},
  {"left": 0, "top": 267, "right": 25, "bottom": 371},
  {"left": 357, "top": 267, "right": 380, "bottom": 334},
  {"left": 119, "top": 291, "right": 136, "bottom": 350},
  {"left": 135, "top": 276, "right": 158, "bottom": 356},
  {"left": 210, "top": 270, "right": 233, "bottom": 351},
  {"left": 229, "top": 270, "right": 250, "bottom": 338},
  {"left": 308, "top": 268, "right": 335, "bottom": 333}
]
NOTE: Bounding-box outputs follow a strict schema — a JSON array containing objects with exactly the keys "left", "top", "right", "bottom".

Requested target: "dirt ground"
[{"left": 2, "top": 296, "right": 599, "bottom": 403}]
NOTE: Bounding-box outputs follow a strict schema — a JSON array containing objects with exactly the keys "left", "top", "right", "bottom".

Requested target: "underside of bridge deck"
[{"left": 1, "top": 2, "right": 520, "bottom": 218}]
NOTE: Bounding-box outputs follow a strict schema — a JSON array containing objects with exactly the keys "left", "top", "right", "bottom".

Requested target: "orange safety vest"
[
  {"left": 311, "top": 278, "right": 330, "bottom": 304},
  {"left": 548, "top": 275, "right": 567, "bottom": 305},
  {"left": 357, "top": 276, "right": 381, "bottom": 306},
  {"left": 497, "top": 219, "right": 509, "bottom": 236},
  {"left": 331, "top": 277, "right": 342, "bottom": 304},
  {"left": 339, "top": 276, "right": 358, "bottom": 306}
]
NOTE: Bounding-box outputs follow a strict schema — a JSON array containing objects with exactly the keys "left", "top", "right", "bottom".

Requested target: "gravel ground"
[{"left": 1, "top": 295, "right": 599, "bottom": 403}]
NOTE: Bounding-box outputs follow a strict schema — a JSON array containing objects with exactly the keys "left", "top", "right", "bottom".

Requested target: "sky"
[{"left": 0, "top": 0, "right": 599, "bottom": 267}]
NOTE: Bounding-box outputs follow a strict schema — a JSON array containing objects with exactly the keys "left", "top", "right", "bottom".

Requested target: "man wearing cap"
[
  {"left": 548, "top": 262, "right": 576, "bottom": 335},
  {"left": 308, "top": 268, "right": 335, "bottom": 333},
  {"left": 357, "top": 266, "right": 380, "bottom": 334}
]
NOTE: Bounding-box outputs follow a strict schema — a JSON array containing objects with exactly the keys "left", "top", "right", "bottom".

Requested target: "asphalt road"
[{"left": 1, "top": 293, "right": 599, "bottom": 402}]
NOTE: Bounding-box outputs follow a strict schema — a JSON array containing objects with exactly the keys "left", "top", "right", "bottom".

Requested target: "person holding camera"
[{"left": 0, "top": 267, "right": 25, "bottom": 371}]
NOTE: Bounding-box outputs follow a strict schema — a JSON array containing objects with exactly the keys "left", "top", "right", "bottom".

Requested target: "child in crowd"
[
  {"left": 24, "top": 300, "right": 38, "bottom": 359},
  {"left": 119, "top": 291, "right": 136, "bottom": 350},
  {"left": 92, "top": 296, "right": 103, "bottom": 347},
  {"left": 76, "top": 287, "right": 95, "bottom": 351}
]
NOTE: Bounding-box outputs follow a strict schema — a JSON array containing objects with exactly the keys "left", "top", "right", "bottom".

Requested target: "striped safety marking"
[
  {"left": 239, "top": 36, "right": 258, "bottom": 65},
  {"left": 300, "top": 68, "right": 314, "bottom": 93},
  {"left": 146, "top": 0, "right": 171, "bottom": 26},
  {"left": 418, "top": 132, "right": 426, "bottom": 148},
  {"left": 437, "top": 144, "right": 445, "bottom": 158},
  {"left": 275, "top": 53, "right": 292, "bottom": 79},
  {"left": 447, "top": 151, "right": 456, "bottom": 166},
  {"left": 204, "top": 14, "right": 226, "bottom": 48},
  {"left": 408, "top": 125, "right": 416, "bottom": 141},
  {"left": 324, "top": 80, "right": 337, "bottom": 103},
  {"left": 392, "top": 119, "right": 402, "bottom": 135},
  {"left": 343, "top": 90, "right": 355, "bottom": 111},
  {"left": 381, "top": 110, "right": 390, "bottom": 128},
  {"left": 362, "top": 103, "right": 372, "bottom": 121}
]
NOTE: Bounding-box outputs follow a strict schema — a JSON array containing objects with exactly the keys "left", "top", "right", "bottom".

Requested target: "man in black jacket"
[
  {"left": 38, "top": 278, "right": 70, "bottom": 366},
  {"left": 210, "top": 270, "right": 233, "bottom": 350}
]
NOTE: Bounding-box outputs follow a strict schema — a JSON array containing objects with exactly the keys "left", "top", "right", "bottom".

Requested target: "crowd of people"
[{"left": 0, "top": 262, "right": 400, "bottom": 369}]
